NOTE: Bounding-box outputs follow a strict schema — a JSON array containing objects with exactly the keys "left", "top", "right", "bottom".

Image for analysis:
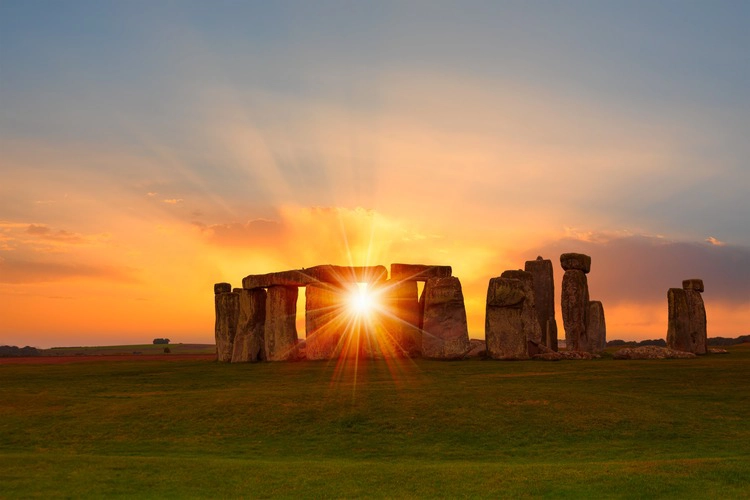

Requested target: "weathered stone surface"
[
  {"left": 587, "top": 301, "right": 606, "bottom": 353},
  {"left": 533, "top": 350, "right": 598, "bottom": 361},
  {"left": 215, "top": 290, "right": 239, "bottom": 362},
  {"left": 485, "top": 277, "right": 527, "bottom": 360},
  {"left": 560, "top": 253, "right": 592, "bottom": 274},
  {"left": 613, "top": 346, "right": 696, "bottom": 360},
  {"left": 709, "top": 348, "right": 729, "bottom": 354},
  {"left": 682, "top": 279, "right": 704, "bottom": 293},
  {"left": 214, "top": 282, "right": 231, "bottom": 294},
  {"left": 243, "top": 265, "right": 387, "bottom": 289},
  {"left": 561, "top": 269, "right": 590, "bottom": 352},
  {"left": 685, "top": 289, "right": 707, "bottom": 355},
  {"left": 265, "top": 286, "right": 300, "bottom": 361},
  {"left": 381, "top": 280, "right": 421, "bottom": 357},
  {"left": 421, "top": 277, "right": 470, "bottom": 359},
  {"left": 465, "top": 339, "right": 486, "bottom": 358},
  {"left": 667, "top": 288, "right": 692, "bottom": 352},
  {"left": 501, "top": 270, "right": 543, "bottom": 346},
  {"left": 304, "top": 283, "right": 346, "bottom": 360},
  {"left": 390, "top": 264, "right": 452, "bottom": 281},
  {"left": 524, "top": 256, "right": 556, "bottom": 349},
  {"left": 231, "top": 288, "right": 266, "bottom": 363}
]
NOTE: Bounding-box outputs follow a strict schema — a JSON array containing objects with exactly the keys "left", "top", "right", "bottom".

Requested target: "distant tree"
[
  {"left": 638, "top": 339, "right": 667, "bottom": 347},
  {"left": 152, "top": 338, "right": 170, "bottom": 345},
  {"left": 0, "top": 345, "right": 41, "bottom": 357},
  {"left": 163, "top": 347, "right": 171, "bottom": 354}
]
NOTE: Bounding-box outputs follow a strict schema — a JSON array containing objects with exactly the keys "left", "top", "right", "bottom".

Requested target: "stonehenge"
[
  {"left": 667, "top": 279, "right": 707, "bottom": 355},
  {"left": 213, "top": 256, "right": 710, "bottom": 363},
  {"left": 215, "top": 263, "right": 468, "bottom": 362}
]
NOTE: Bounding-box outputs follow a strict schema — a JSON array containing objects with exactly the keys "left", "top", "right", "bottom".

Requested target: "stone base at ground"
[{"left": 613, "top": 346, "right": 697, "bottom": 359}]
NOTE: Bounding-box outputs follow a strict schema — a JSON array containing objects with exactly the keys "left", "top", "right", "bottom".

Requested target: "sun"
[{"left": 348, "top": 283, "right": 375, "bottom": 317}]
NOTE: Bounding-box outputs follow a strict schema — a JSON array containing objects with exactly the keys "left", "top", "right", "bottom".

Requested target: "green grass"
[
  {"left": 45, "top": 343, "right": 215, "bottom": 355},
  {"left": 2, "top": 345, "right": 749, "bottom": 497}
]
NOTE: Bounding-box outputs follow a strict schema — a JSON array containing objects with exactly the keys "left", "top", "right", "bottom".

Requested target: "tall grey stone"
[
  {"left": 305, "top": 283, "right": 346, "bottom": 360},
  {"left": 265, "top": 285, "right": 300, "bottom": 361},
  {"left": 214, "top": 284, "right": 239, "bottom": 362},
  {"left": 561, "top": 261, "right": 590, "bottom": 352},
  {"left": 500, "top": 270, "right": 543, "bottom": 346},
  {"left": 485, "top": 277, "right": 527, "bottom": 359},
  {"left": 587, "top": 301, "right": 606, "bottom": 353},
  {"left": 667, "top": 288, "right": 692, "bottom": 352},
  {"left": 421, "top": 277, "right": 470, "bottom": 359},
  {"left": 683, "top": 279, "right": 707, "bottom": 355},
  {"left": 232, "top": 288, "right": 266, "bottom": 363},
  {"left": 382, "top": 280, "right": 421, "bottom": 357},
  {"left": 525, "top": 256, "right": 557, "bottom": 350}
]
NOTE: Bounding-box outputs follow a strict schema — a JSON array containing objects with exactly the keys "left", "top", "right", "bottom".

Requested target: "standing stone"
[
  {"left": 214, "top": 284, "right": 239, "bottom": 362},
  {"left": 390, "top": 264, "right": 452, "bottom": 281},
  {"left": 421, "top": 277, "right": 470, "bottom": 359},
  {"left": 231, "top": 288, "right": 267, "bottom": 363},
  {"left": 382, "top": 280, "right": 422, "bottom": 357},
  {"left": 525, "top": 256, "right": 557, "bottom": 350},
  {"left": 683, "top": 279, "right": 707, "bottom": 355},
  {"left": 587, "top": 301, "right": 606, "bottom": 353},
  {"left": 667, "top": 288, "right": 692, "bottom": 352},
  {"left": 305, "top": 283, "right": 346, "bottom": 360},
  {"left": 501, "top": 270, "right": 543, "bottom": 346},
  {"left": 265, "top": 285, "right": 300, "bottom": 361},
  {"left": 485, "top": 277, "right": 526, "bottom": 359},
  {"left": 561, "top": 253, "right": 591, "bottom": 352}
]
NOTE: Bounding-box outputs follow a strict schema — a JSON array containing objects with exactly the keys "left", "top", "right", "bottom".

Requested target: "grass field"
[{"left": 2, "top": 345, "right": 749, "bottom": 498}]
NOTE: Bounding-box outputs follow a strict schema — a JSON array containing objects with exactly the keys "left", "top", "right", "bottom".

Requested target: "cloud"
[
  {"left": 0, "top": 257, "right": 139, "bottom": 284},
  {"left": 196, "top": 218, "right": 284, "bottom": 247},
  {"left": 706, "top": 236, "right": 726, "bottom": 246},
  {"left": 523, "top": 233, "right": 750, "bottom": 305},
  {"left": 162, "top": 199, "right": 184, "bottom": 204},
  {"left": 25, "top": 224, "right": 85, "bottom": 243}
]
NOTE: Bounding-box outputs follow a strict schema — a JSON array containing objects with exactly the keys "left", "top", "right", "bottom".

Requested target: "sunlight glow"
[{"left": 349, "top": 283, "right": 374, "bottom": 317}]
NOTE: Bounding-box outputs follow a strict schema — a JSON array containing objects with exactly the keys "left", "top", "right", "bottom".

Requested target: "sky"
[{"left": 1, "top": 0, "right": 748, "bottom": 348}]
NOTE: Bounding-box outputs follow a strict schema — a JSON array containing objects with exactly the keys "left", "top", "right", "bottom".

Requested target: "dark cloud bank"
[{"left": 526, "top": 236, "right": 750, "bottom": 305}]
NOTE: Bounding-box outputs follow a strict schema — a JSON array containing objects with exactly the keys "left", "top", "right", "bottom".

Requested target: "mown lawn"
[{"left": 1, "top": 345, "right": 749, "bottom": 497}]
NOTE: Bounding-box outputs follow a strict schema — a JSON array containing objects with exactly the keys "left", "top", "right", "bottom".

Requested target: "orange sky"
[{"left": 1, "top": 2, "right": 749, "bottom": 348}]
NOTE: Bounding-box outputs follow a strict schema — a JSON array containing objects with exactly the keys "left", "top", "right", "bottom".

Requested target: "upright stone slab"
[
  {"left": 265, "top": 285, "right": 299, "bottom": 361},
  {"left": 232, "top": 288, "right": 266, "bottom": 363},
  {"left": 485, "top": 277, "right": 526, "bottom": 359},
  {"left": 382, "top": 280, "right": 422, "bottom": 357},
  {"left": 525, "top": 256, "right": 557, "bottom": 350},
  {"left": 561, "top": 254, "right": 590, "bottom": 352},
  {"left": 305, "top": 283, "right": 345, "bottom": 360},
  {"left": 421, "top": 277, "right": 470, "bottom": 359},
  {"left": 587, "top": 301, "right": 606, "bottom": 353},
  {"left": 501, "top": 270, "right": 543, "bottom": 346},
  {"left": 667, "top": 288, "right": 692, "bottom": 352},
  {"left": 214, "top": 283, "right": 239, "bottom": 362},
  {"left": 683, "top": 279, "right": 707, "bottom": 355}
]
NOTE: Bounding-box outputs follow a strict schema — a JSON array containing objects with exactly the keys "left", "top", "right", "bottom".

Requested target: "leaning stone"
[
  {"left": 524, "top": 256, "right": 556, "bottom": 349},
  {"left": 561, "top": 269, "right": 590, "bottom": 352},
  {"left": 587, "top": 301, "right": 606, "bottom": 353},
  {"left": 560, "top": 253, "right": 592, "bottom": 273},
  {"left": 304, "top": 283, "right": 346, "bottom": 360},
  {"left": 485, "top": 277, "right": 527, "bottom": 360},
  {"left": 545, "top": 318, "right": 559, "bottom": 352},
  {"left": 667, "top": 288, "right": 692, "bottom": 352},
  {"left": 215, "top": 289, "right": 239, "bottom": 362},
  {"left": 390, "top": 264, "right": 452, "bottom": 281},
  {"left": 265, "top": 286, "right": 300, "bottom": 361},
  {"left": 381, "top": 280, "right": 422, "bottom": 357},
  {"left": 214, "top": 282, "right": 232, "bottom": 294},
  {"left": 421, "top": 277, "right": 470, "bottom": 359},
  {"left": 501, "top": 270, "right": 543, "bottom": 345},
  {"left": 232, "top": 288, "right": 266, "bottom": 362},
  {"left": 685, "top": 289, "right": 707, "bottom": 355},
  {"left": 682, "top": 279, "right": 704, "bottom": 293}
]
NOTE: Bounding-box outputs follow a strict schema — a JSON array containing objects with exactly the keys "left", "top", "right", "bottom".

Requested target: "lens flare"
[{"left": 349, "top": 283, "right": 374, "bottom": 316}]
